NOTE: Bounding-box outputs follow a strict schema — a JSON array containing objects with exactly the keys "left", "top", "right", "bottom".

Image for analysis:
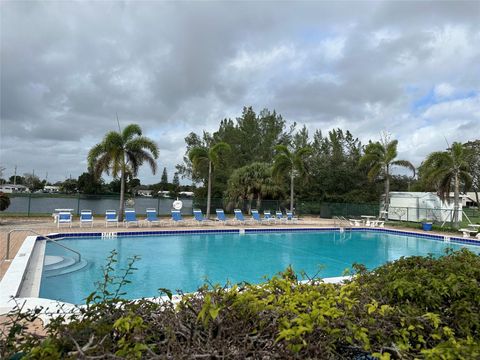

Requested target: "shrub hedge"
[{"left": 1, "top": 248, "right": 479, "bottom": 359}]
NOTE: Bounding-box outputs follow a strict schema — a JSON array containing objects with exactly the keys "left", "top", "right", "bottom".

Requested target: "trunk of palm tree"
[
  {"left": 453, "top": 172, "right": 460, "bottom": 228},
  {"left": 119, "top": 166, "right": 126, "bottom": 222},
  {"left": 475, "top": 190, "right": 479, "bottom": 209},
  {"left": 290, "top": 171, "right": 294, "bottom": 212},
  {"left": 384, "top": 166, "right": 390, "bottom": 214},
  {"left": 206, "top": 160, "right": 212, "bottom": 218},
  {"left": 257, "top": 194, "right": 262, "bottom": 211}
]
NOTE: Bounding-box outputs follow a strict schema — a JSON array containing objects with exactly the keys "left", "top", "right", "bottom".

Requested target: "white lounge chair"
[{"left": 458, "top": 228, "right": 478, "bottom": 238}]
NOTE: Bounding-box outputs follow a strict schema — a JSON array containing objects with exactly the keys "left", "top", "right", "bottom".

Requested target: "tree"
[
  {"left": 421, "top": 142, "right": 472, "bottom": 227},
  {"left": 88, "top": 124, "right": 159, "bottom": 221},
  {"left": 170, "top": 172, "right": 180, "bottom": 198},
  {"left": 272, "top": 144, "right": 312, "bottom": 212},
  {"left": 9, "top": 175, "right": 24, "bottom": 185},
  {"left": 464, "top": 140, "right": 480, "bottom": 206},
  {"left": 60, "top": 179, "right": 78, "bottom": 194},
  {"left": 359, "top": 135, "right": 415, "bottom": 215},
  {"left": 0, "top": 192, "right": 10, "bottom": 211},
  {"left": 23, "top": 173, "right": 43, "bottom": 192},
  {"left": 77, "top": 172, "right": 104, "bottom": 194},
  {"left": 189, "top": 142, "right": 231, "bottom": 218},
  {"left": 226, "top": 162, "right": 281, "bottom": 211},
  {"left": 160, "top": 167, "right": 168, "bottom": 191}
]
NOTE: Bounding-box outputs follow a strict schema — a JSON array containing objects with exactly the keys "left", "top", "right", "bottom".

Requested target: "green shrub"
[
  {"left": 0, "top": 192, "right": 10, "bottom": 211},
  {"left": 1, "top": 249, "right": 479, "bottom": 359}
]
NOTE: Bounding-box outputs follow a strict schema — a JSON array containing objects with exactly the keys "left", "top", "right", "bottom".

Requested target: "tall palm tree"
[
  {"left": 359, "top": 138, "right": 415, "bottom": 216},
  {"left": 88, "top": 124, "right": 159, "bottom": 221},
  {"left": 189, "top": 142, "right": 230, "bottom": 218},
  {"left": 272, "top": 145, "right": 312, "bottom": 212},
  {"left": 421, "top": 142, "right": 472, "bottom": 228}
]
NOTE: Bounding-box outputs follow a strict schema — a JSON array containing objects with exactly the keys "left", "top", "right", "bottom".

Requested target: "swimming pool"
[{"left": 39, "top": 230, "right": 480, "bottom": 304}]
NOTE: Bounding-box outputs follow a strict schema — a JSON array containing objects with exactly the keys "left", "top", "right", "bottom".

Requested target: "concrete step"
[{"left": 43, "top": 255, "right": 89, "bottom": 278}]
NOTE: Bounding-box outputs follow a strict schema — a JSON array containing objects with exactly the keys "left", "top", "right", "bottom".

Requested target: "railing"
[
  {"left": 333, "top": 216, "right": 351, "bottom": 228},
  {"left": 4, "top": 229, "right": 81, "bottom": 262}
]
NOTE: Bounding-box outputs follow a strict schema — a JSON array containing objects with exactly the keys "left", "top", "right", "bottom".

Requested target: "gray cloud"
[{"left": 1, "top": 1, "right": 479, "bottom": 184}]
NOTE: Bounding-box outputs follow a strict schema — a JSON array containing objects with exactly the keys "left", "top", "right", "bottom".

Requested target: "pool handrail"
[{"left": 4, "top": 229, "right": 81, "bottom": 262}]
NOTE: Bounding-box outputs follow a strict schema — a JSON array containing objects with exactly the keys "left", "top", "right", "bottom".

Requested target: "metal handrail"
[
  {"left": 333, "top": 216, "right": 350, "bottom": 228},
  {"left": 4, "top": 229, "right": 81, "bottom": 262}
]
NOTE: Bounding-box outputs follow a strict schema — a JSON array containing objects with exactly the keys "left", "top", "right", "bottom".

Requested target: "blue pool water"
[{"left": 40, "top": 231, "right": 479, "bottom": 304}]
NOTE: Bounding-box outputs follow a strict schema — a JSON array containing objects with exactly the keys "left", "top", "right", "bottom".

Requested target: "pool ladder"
[
  {"left": 3, "top": 229, "right": 81, "bottom": 263},
  {"left": 333, "top": 216, "right": 352, "bottom": 230}
]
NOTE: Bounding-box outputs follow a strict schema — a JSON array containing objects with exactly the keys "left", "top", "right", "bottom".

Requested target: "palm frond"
[
  {"left": 127, "top": 137, "right": 160, "bottom": 159},
  {"left": 391, "top": 159, "right": 416, "bottom": 176},
  {"left": 367, "top": 163, "right": 382, "bottom": 182},
  {"left": 122, "top": 124, "right": 142, "bottom": 143}
]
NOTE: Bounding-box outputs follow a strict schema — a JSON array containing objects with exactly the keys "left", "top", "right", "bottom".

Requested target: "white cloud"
[
  {"left": 434, "top": 83, "right": 455, "bottom": 99},
  {"left": 1, "top": 1, "right": 479, "bottom": 184}
]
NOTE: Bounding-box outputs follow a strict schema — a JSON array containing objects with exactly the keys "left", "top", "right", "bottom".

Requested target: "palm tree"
[
  {"left": 272, "top": 145, "right": 312, "bottom": 212},
  {"left": 88, "top": 124, "right": 159, "bottom": 221},
  {"left": 226, "top": 162, "right": 281, "bottom": 211},
  {"left": 359, "top": 138, "right": 415, "bottom": 216},
  {"left": 189, "top": 142, "right": 230, "bottom": 218},
  {"left": 421, "top": 142, "right": 472, "bottom": 228}
]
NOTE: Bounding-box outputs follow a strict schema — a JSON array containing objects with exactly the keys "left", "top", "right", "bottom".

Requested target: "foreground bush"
[{"left": 1, "top": 249, "right": 479, "bottom": 359}]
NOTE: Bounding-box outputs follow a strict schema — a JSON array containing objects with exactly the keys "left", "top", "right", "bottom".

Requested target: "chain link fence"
[{"left": 1, "top": 194, "right": 479, "bottom": 227}]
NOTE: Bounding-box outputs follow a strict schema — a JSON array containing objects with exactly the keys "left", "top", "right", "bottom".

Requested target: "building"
[
  {"left": 137, "top": 189, "right": 153, "bottom": 197},
  {"left": 0, "top": 184, "right": 28, "bottom": 193},
  {"left": 387, "top": 192, "right": 462, "bottom": 223},
  {"left": 43, "top": 185, "right": 60, "bottom": 193},
  {"left": 448, "top": 192, "right": 478, "bottom": 208}
]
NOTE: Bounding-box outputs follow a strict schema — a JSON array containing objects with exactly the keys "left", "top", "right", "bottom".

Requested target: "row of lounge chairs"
[{"left": 56, "top": 208, "right": 300, "bottom": 228}]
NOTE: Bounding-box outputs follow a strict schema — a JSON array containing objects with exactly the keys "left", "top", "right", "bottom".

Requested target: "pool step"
[{"left": 43, "top": 255, "right": 88, "bottom": 278}]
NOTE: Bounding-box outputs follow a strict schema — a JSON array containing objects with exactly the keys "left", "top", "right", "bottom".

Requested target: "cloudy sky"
[{"left": 1, "top": 1, "right": 479, "bottom": 185}]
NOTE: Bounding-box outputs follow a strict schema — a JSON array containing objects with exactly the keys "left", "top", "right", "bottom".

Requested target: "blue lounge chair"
[
  {"left": 124, "top": 209, "right": 139, "bottom": 227},
  {"left": 193, "top": 209, "right": 212, "bottom": 225},
  {"left": 251, "top": 209, "right": 265, "bottom": 224},
  {"left": 145, "top": 208, "right": 161, "bottom": 227},
  {"left": 234, "top": 209, "right": 251, "bottom": 225},
  {"left": 215, "top": 209, "right": 228, "bottom": 224},
  {"left": 263, "top": 210, "right": 275, "bottom": 224},
  {"left": 80, "top": 210, "right": 94, "bottom": 227},
  {"left": 286, "top": 211, "right": 298, "bottom": 224},
  {"left": 57, "top": 211, "right": 72, "bottom": 228},
  {"left": 105, "top": 210, "right": 119, "bottom": 227},
  {"left": 275, "top": 211, "right": 287, "bottom": 224},
  {"left": 171, "top": 210, "right": 186, "bottom": 225}
]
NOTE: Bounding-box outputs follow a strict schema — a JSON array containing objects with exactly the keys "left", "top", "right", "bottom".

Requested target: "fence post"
[
  {"left": 77, "top": 193, "right": 81, "bottom": 215},
  {"left": 27, "top": 193, "right": 31, "bottom": 217},
  {"left": 157, "top": 196, "right": 160, "bottom": 215}
]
